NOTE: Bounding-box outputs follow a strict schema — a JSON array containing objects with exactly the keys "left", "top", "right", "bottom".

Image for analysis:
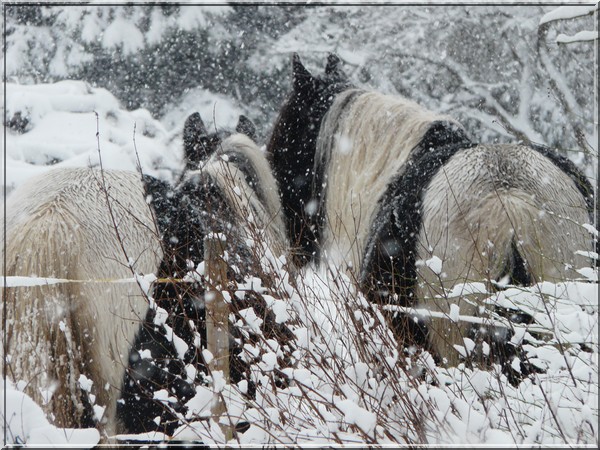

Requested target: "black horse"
[{"left": 118, "top": 112, "right": 293, "bottom": 437}]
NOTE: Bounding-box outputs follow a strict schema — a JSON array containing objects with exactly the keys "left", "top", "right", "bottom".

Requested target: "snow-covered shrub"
[{"left": 141, "top": 240, "right": 598, "bottom": 446}]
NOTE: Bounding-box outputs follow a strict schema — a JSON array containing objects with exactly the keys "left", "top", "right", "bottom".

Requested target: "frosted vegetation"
[{"left": 2, "top": 4, "right": 598, "bottom": 447}]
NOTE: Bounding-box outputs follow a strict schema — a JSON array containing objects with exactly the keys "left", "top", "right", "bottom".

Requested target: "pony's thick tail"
[
  {"left": 496, "top": 238, "right": 532, "bottom": 287},
  {"left": 418, "top": 172, "right": 593, "bottom": 368},
  {"left": 3, "top": 207, "right": 93, "bottom": 428},
  {"left": 482, "top": 190, "right": 591, "bottom": 286}
]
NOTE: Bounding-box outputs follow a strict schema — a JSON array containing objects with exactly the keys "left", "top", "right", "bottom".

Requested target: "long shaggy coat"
[{"left": 3, "top": 167, "right": 160, "bottom": 434}]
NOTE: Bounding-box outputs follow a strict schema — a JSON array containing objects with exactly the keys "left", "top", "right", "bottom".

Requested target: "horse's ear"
[
  {"left": 184, "top": 112, "right": 207, "bottom": 143},
  {"left": 183, "top": 112, "right": 211, "bottom": 167},
  {"left": 325, "top": 53, "right": 348, "bottom": 83},
  {"left": 325, "top": 53, "right": 341, "bottom": 75},
  {"left": 236, "top": 115, "right": 257, "bottom": 142},
  {"left": 292, "top": 53, "right": 313, "bottom": 91}
]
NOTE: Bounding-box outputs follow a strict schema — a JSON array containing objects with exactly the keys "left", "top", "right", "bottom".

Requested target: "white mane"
[
  {"left": 190, "top": 133, "right": 290, "bottom": 263},
  {"left": 317, "top": 89, "right": 462, "bottom": 273}
]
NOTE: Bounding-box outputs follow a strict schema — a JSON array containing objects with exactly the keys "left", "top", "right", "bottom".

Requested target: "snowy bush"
[{"left": 2, "top": 254, "right": 597, "bottom": 446}]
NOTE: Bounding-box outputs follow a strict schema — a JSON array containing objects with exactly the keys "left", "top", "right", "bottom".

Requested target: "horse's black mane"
[
  {"left": 267, "top": 53, "right": 354, "bottom": 264},
  {"left": 361, "top": 121, "right": 475, "bottom": 306}
]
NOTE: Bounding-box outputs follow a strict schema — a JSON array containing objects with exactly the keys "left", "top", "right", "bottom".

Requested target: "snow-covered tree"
[{"left": 4, "top": 4, "right": 596, "bottom": 166}]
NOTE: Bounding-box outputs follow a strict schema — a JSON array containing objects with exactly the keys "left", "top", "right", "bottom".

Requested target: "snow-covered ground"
[{"left": 1, "top": 81, "right": 598, "bottom": 447}]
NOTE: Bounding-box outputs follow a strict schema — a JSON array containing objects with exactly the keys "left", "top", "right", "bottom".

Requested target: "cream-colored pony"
[{"left": 3, "top": 167, "right": 160, "bottom": 436}]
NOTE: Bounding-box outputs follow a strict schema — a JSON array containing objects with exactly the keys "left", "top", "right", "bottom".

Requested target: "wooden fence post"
[{"left": 204, "top": 233, "right": 233, "bottom": 441}]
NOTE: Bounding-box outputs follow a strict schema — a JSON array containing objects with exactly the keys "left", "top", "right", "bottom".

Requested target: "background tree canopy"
[{"left": 4, "top": 3, "right": 596, "bottom": 177}]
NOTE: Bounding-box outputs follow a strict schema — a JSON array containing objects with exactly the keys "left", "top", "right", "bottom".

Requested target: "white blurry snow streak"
[
  {"left": 557, "top": 30, "right": 599, "bottom": 44},
  {"left": 2, "top": 80, "right": 598, "bottom": 447},
  {"left": 539, "top": 4, "right": 598, "bottom": 44}
]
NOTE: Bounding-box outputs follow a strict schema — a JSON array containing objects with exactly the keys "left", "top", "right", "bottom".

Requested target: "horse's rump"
[
  {"left": 409, "top": 143, "right": 592, "bottom": 365},
  {"left": 3, "top": 167, "right": 162, "bottom": 433}
]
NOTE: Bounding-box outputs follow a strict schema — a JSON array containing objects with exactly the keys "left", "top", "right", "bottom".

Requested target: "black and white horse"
[
  {"left": 119, "top": 114, "right": 292, "bottom": 435},
  {"left": 3, "top": 112, "right": 288, "bottom": 437},
  {"left": 267, "top": 54, "right": 596, "bottom": 367}
]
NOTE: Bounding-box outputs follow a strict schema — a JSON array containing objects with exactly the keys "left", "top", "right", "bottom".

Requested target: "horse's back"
[
  {"left": 5, "top": 167, "right": 160, "bottom": 287},
  {"left": 318, "top": 90, "right": 464, "bottom": 273}
]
